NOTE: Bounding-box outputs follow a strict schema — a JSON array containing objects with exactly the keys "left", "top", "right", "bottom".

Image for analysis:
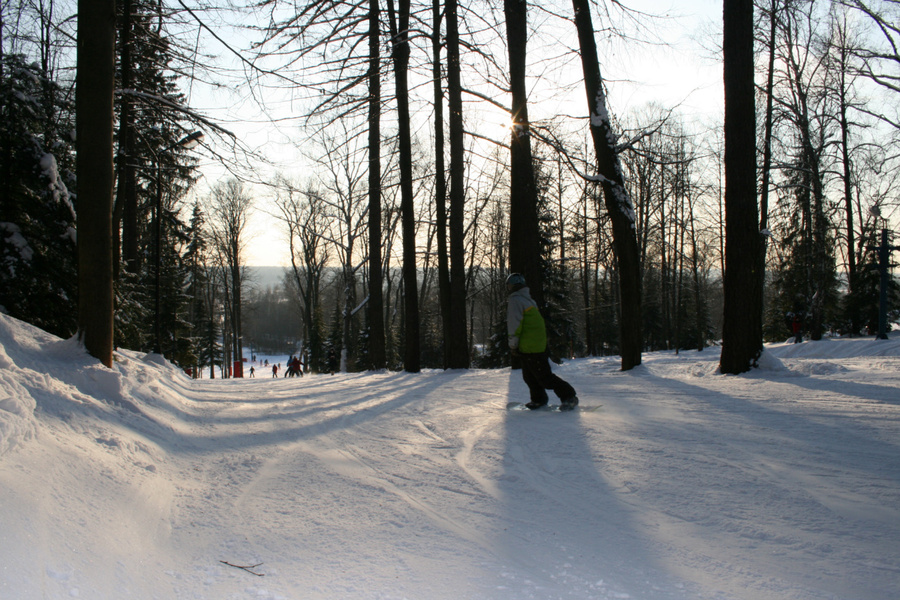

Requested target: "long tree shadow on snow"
[
  {"left": 490, "top": 365, "right": 690, "bottom": 599},
  {"left": 620, "top": 362, "right": 900, "bottom": 600}
]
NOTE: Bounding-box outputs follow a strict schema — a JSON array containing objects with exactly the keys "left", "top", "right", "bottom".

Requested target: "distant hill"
[{"left": 246, "top": 266, "right": 289, "bottom": 291}]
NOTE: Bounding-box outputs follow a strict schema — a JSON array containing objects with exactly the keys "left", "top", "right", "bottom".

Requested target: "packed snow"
[{"left": 1, "top": 312, "right": 899, "bottom": 600}]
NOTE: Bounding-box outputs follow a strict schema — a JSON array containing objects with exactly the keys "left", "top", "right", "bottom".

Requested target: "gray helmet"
[{"left": 506, "top": 272, "right": 526, "bottom": 287}]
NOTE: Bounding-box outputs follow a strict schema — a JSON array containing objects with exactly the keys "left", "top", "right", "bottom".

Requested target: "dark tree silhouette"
[
  {"left": 720, "top": 0, "right": 763, "bottom": 373},
  {"left": 75, "top": 0, "right": 117, "bottom": 367}
]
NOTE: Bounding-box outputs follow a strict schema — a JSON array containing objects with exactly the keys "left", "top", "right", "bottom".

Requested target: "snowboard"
[{"left": 506, "top": 402, "right": 601, "bottom": 413}]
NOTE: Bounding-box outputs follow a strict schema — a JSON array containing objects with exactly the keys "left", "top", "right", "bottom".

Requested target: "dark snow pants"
[{"left": 519, "top": 351, "right": 576, "bottom": 405}]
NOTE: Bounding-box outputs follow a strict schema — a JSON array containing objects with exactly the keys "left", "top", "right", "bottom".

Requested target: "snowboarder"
[{"left": 506, "top": 273, "right": 578, "bottom": 410}]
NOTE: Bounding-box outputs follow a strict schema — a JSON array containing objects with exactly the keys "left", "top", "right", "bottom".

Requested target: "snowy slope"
[{"left": 1, "top": 312, "right": 899, "bottom": 600}]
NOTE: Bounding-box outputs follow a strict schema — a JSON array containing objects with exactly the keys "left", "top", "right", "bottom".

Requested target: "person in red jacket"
[{"left": 506, "top": 273, "right": 578, "bottom": 410}]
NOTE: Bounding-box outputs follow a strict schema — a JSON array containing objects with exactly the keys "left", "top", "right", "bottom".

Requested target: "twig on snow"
[{"left": 219, "top": 560, "right": 265, "bottom": 576}]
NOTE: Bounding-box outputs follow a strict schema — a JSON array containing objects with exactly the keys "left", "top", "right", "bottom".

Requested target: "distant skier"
[
  {"left": 327, "top": 348, "right": 338, "bottom": 375},
  {"left": 286, "top": 355, "right": 296, "bottom": 377},
  {"left": 286, "top": 355, "right": 303, "bottom": 377},
  {"left": 506, "top": 273, "right": 578, "bottom": 410},
  {"left": 249, "top": 366, "right": 255, "bottom": 378},
  {"left": 272, "top": 364, "right": 278, "bottom": 378},
  {"left": 791, "top": 312, "right": 803, "bottom": 344}
]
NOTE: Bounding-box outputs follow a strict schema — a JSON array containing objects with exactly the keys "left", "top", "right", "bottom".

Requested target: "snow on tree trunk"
[{"left": 571, "top": 0, "right": 642, "bottom": 370}]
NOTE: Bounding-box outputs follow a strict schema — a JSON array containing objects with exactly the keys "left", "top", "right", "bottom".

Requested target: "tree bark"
[
  {"left": 571, "top": 0, "right": 642, "bottom": 370},
  {"left": 719, "top": 0, "right": 763, "bottom": 374},
  {"left": 367, "top": 0, "right": 386, "bottom": 369},
  {"left": 445, "top": 0, "right": 470, "bottom": 368},
  {"left": 433, "top": 0, "right": 452, "bottom": 368},
  {"left": 759, "top": 0, "right": 778, "bottom": 238},
  {"left": 76, "top": 0, "right": 116, "bottom": 367},
  {"left": 115, "top": 0, "right": 139, "bottom": 276},
  {"left": 505, "top": 0, "right": 544, "bottom": 306},
  {"left": 388, "top": 0, "right": 421, "bottom": 372}
]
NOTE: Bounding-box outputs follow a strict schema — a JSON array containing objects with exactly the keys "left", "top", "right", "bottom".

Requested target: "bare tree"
[
  {"left": 367, "top": 0, "right": 386, "bottom": 370},
  {"left": 274, "top": 177, "right": 330, "bottom": 371},
  {"left": 827, "top": 8, "right": 867, "bottom": 333},
  {"left": 571, "top": 0, "right": 643, "bottom": 370},
  {"left": 445, "top": 0, "right": 470, "bottom": 368},
  {"left": 387, "top": 0, "right": 421, "bottom": 372},
  {"left": 837, "top": 0, "right": 900, "bottom": 131},
  {"left": 310, "top": 125, "right": 369, "bottom": 373},
  {"left": 432, "top": 0, "right": 452, "bottom": 368},
  {"left": 505, "top": 0, "right": 543, "bottom": 307},
  {"left": 774, "top": 0, "right": 835, "bottom": 341},
  {"left": 209, "top": 178, "right": 252, "bottom": 370}
]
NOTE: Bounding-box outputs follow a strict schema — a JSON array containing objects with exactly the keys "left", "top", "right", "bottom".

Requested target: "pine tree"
[
  {"left": 183, "top": 202, "right": 208, "bottom": 371},
  {"left": 845, "top": 225, "right": 900, "bottom": 335},
  {"left": 535, "top": 164, "right": 575, "bottom": 363},
  {"left": 115, "top": 271, "right": 151, "bottom": 350},
  {"left": 0, "top": 54, "right": 77, "bottom": 338},
  {"left": 157, "top": 206, "right": 195, "bottom": 365},
  {"left": 114, "top": 0, "right": 201, "bottom": 358},
  {"left": 197, "top": 293, "right": 222, "bottom": 378}
]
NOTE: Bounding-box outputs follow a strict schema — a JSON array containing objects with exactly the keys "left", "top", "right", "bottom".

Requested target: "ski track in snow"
[{"left": 2, "top": 314, "right": 900, "bottom": 599}]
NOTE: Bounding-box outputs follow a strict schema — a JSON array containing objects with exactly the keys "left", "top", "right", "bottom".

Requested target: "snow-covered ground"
[{"left": 2, "top": 313, "right": 899, "bottom": 600}]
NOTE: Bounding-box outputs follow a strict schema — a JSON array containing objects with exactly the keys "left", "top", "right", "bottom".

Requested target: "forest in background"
[{"left": 2, "top": 0, "right": 899, "bottom": 375}]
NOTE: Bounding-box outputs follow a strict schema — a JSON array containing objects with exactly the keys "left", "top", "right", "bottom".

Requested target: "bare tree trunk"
[
  {"left": 445, "top": 0, "right": 470, "bottom": 368},
  {"left": 505, "top": 0, "right": 544, "bottom": 306},
  {"left": 756, "top": 0, "right": 778, "bottom": 349},
  {"left": 433, "top": 0, "right": 452, "bottom": 368},
  {"left": 367, "top": 0, "right": 386, "bottom": 369},
  {"left": 687, "top": 191, "right": 707, "bottom": 351},
  {"left": 221, "top": 270, "right": 232, "bottom": 377},
  {"left": 230, "top": 243, "right": 243, "bottom": 364},
  {"left": 720, "top": 0, "right": 763, "bottom": 374},
  {"left": 388, "top": 0, "right": 420, "bottom": 372},
  {"left": 759, "top": 0, "right": 778, "bottom": 237},
  {"left": 832, "top": 16, "right": 859, "bottom": 334},
  {"left": 210, "top": 179, "right": 251, "bottom": 370},
  {"left": 579, "top": 188, "right": 594, "bottom": 354},
  {"left": 660, "top": 167, "right": 670, "bottom": 348},
  {"left": 571, "top": 0, "right": 642, "bottom": 370},
  {"left": 116, "top": 0, "right": 139, "bottom": 276},
  {"left": 76, "top": 0, "right": 116, "bottom": 368}
]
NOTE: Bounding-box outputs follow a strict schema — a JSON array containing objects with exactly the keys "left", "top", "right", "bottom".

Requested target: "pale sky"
[{"left": 187, "top": 0, "right": 724, "bottom": 268}]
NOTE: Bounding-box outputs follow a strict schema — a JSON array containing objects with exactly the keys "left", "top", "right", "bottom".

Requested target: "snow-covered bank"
[{"left": 2, "top": 312, "right": 899, "bottom": 599}]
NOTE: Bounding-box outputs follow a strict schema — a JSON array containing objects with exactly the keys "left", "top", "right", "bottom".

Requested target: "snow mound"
[
  {"left": 767, "top": 334, "right": 900, "bottom": 359},
  {"left": 0, "top": 313, "right": 192, "bottom": 458},
  {"left": 755, "top": 348, "right": 787, "bottom": 372}
]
